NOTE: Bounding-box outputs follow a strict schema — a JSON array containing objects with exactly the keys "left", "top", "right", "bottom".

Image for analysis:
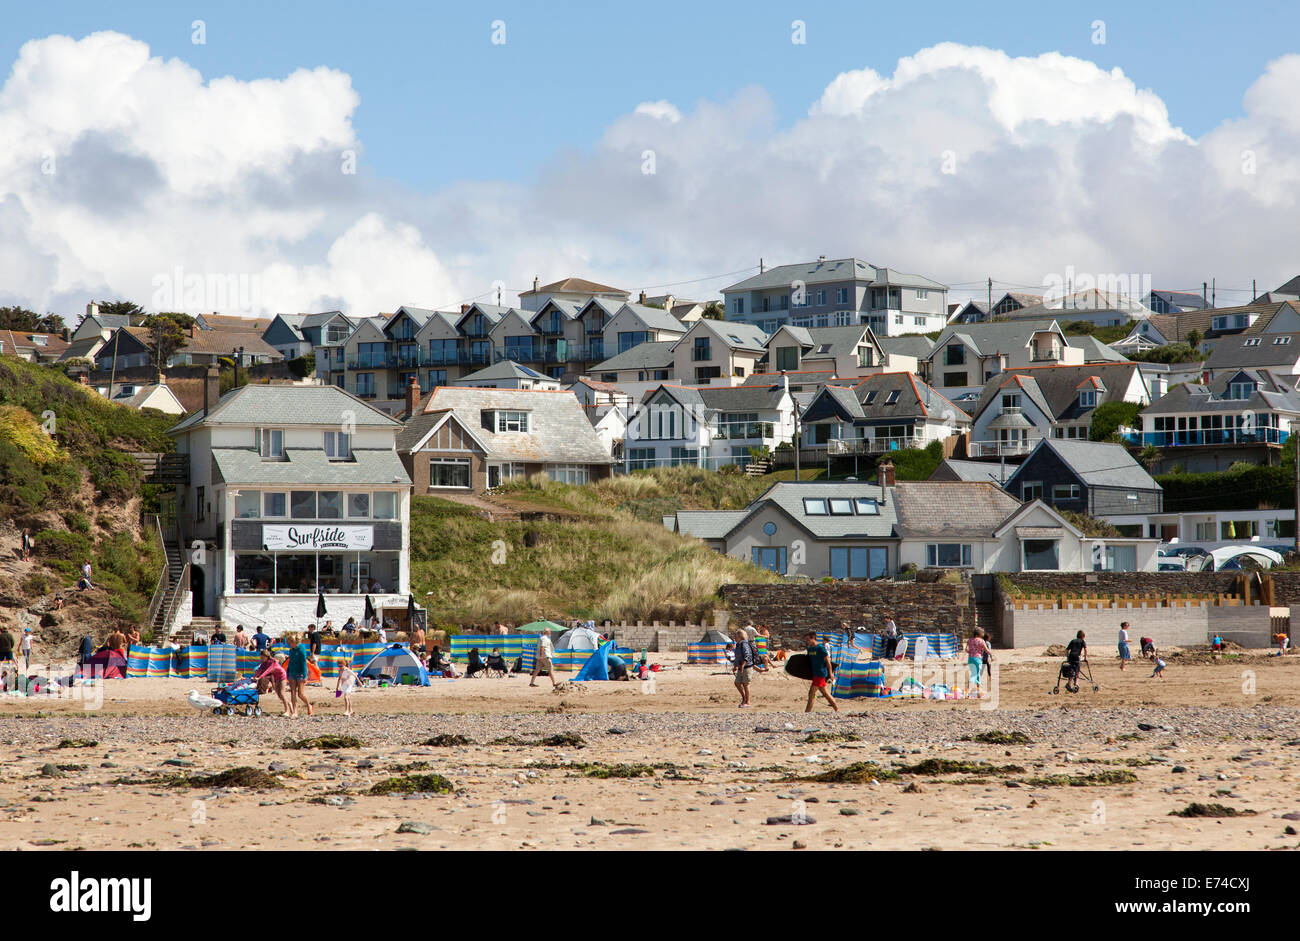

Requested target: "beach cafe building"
[{"left": 167, "top": 376, "right": 414, "bottom": 635}]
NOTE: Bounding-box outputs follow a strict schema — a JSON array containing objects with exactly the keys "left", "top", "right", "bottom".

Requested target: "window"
[
  {"left": 1243, "top": 338, "right": 1261, "bottom": 347},
  {"left": 291, "top": 491, "right": 317, "bottom": 519},
  {"left": 263, "top": 492, "right": 287, "bottom": 517},
  {"left": 943, "top": 372, "right": 967, "bottom": 387},
  {"left": 618, "top": 331, "right": 649, "bottom": 353},
  {"left": 236, "top": 491, "right": 260, "bottom": 518},
  {"left": 884, "top": 390, "right": 900, "bottom": 404},
  {"left": 945, "top": 345, "right": 965, "bottom": 366},
  {"left": 670, "top": 447, "right": 698, "bottom": 466},
  {"left": 348, "top": 492, "right": 371, "bottom": 516},
  {"left": 816, "top": 290, "right": 826, "bottom": 305},
  {"left": 763, "top": 522, "right": 777, "bottom": 536},
  {"left": 916, "top": 289, "right": 928, "bottom": 299},
  {"left": 317, "top": 491, "right": 342, "bottom": 519},
  {"left": 1229, "top": 382, "right": 1254, "bottom": 400},
  {"left": 428, "top": 460, "right": 470, "bottom": 489},
  {"left": 854, "top": 498, "right": 879, "bottom": 515},
  {"left": 497, "top": 411, "right": 529, "bottom": 433},
  {"left": 627, "top": 447, "right": 655, "bottom": 470},
  {"left": 926, "top": 543, "right": 972, "bottom": 567},
  {"left": 828, "top": 498, "right": 854, "bottom": 515},
  {"left": 1022, "top": 481, "right": 1043, "bottom": 501},
  {"left": 196, "top": 486, "right": 206, "bottom": 522},
  {"left": 324, "top": 431, "right": 351, "bottom": 459},
  {"left": 1001, "top": 393, "right": 1021, "bottom": 410},
  {"left": 1051, "top": 484, "right": 1081, "bottom": 501},
  {"left": 803, "top": 498, "right": 828, "bottom": 515},
  {"left": 259, "top": 428, "right": 284, "bottom": 458},
  {"left": 830, "top": 546, "right": 888, "bottom": 579},
  {"left": 373, "top": 491, "right": 397, "bottom": 519},
  {"left": 776, "top": 347, "right": 800, "bottom": 371},
  {"left": 692, "top": 336, "right": 712, "bottom": 361},
  {"left": 547, "top": 465, "right": 591, "bottom": 485},
  {"left": 895, "top": 314, "right": 904, "bottom": 325},
  {"left": 1275, "top": 336, "right": 1292, "bottom": 345},
  {"left": 751, "top": 546, "right": 787, "bottom": 574},
  {"left": 1023, "top": 539, "right": 1059, "bottom": 570},
  {"left": 600, "top": 373, "right": 618, "bottom": 383},
  {"left": 1079, "top": 390, "right": 1097, "bottom": 408},
  {"left": 695, "top": 366, "right": 722, "bottom": 382},
  {"left": 732, "top": 298, "right": 744, "bottom": 314},
  {"left": 914, "top": 316, "right": 925, "bottom": 326},
  {"left": 355, "top": 373, "right": 375, "bottom": 397},
  {"left": 1096, "top": 544, "right": 1137, "bottom": 572},
  {"left": 864, "top": 390, "right": 878, "bottom": 405}
]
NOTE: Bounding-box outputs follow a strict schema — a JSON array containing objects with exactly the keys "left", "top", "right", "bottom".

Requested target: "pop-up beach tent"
[
  {"left": 699, "top": 629, "right": 731, "bottom": 644},
  {"left": 556, "top": 625, "right": 601, "bottom": 651},
  {"left": 80, "top": 649, "right": 127, "bottom": 679},
  {"left": 574, "top": 640, "right": 617, "bottom": 682},
  {"left": 358, "top": 644, "right": 430, "bottom": 686}
]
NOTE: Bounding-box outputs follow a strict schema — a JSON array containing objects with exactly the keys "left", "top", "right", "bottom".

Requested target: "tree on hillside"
[
  {"left": 138, "top": 314, "right": 189, "bottom": 367},
  {"left": 0, "top": 306, "right": 41, "bottom": 331},
  {"left": 96, "top": 300, "right": 146, "bottom": 323},
  {"left": 1089, "top": 400, "right": 1143, "bottom": 441}
]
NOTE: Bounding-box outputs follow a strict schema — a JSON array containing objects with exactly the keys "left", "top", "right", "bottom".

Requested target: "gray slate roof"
[
  {"left": 621, "top": 302, "right": 689, "bottom": 335},
  {"left": 877, "top": 334, "right": 936, "bottom": 359},
  {"left": 169, "top": 384, "right": 400, "bottom": 434},
  {"left": 674, "top": 510, "right": 749, "bottom": 540},
  {"left": 734, "top": 481, "right": 898, "bottom": 539},
  {"left": 969, "top": 363, "right": 1141, "bottom": 423},
  {"left": 801, "top": 372, "right": 970, "bottom": 425},
  {"left": 892, "top": 481, "right": 1022, "bottom": 538},
  {"left": 1010, "top": 439, "right": 1161, "bottom": 491},
  {"left": 457, "top": 360, "right": 549, "bottom": 383},
  {"left": 642, "top": 382, "right": 789, "bottom": 413},
  {"left": 211, "top": 448, "right": 411, "bottom": 486},
  {"left": 1066, "top": 334, "right": 1130, "bottom": 363},
  {"left": 1206, "top": 332, "right": 1300, "bottom": 370},
  {"left": 591, "top": 340, "right": 676, "bottom": 372},
  {"left": 929, "top": 320, "right": 1063, "bottom": 358},
  {"left": 929, "top": 459, "right": 1012, "bottom": 485},
  {"left": 1142, "top": 369, "right": 1300, "bottom": 416},
  {"left": 722, "top": 258, "right": 946, "bottom": 293},
  {"left": 404, "top": 387, "right": 613, "bottom": 465},
  {"left": 773, "top": 324, "right": 875, "bottom": 360}
]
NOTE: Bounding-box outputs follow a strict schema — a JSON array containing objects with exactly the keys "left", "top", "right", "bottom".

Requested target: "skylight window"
[
  {"left": 1274, "top": 336, "right": 1292, "bottom": 345},
  {"left": 803, "top": 498, "right": 828, "bottom": 515},
  {"left": 854, "top": 498, "right": 879, "bottom": 515},
  {"left": 864, "top": 391, "right": 878, "bottom": 404},
  {"left": 885, "top": 390, "right": 901, "bottom": 404},
  {"left": 828, "top": 498, "right": 854, "bottom": 515},
  {"left": 1244, "top": 338, "right": 1261, "bottom": 347}
]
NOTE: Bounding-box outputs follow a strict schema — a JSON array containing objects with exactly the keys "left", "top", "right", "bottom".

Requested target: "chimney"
[
  {"left": 533, "top": 276, "right": 540, "bottom": 292},
  {"left": 461, "top": 304, "right": 471, "bottom": 314},
  {"left": 879, "top": 459, "right": 896, "bottom": 490},
  {"left": 87, "top": 301, "right": 99, "bottom": 320},
  {"left": 204, "top": 365, "right": 220, "bottom": 415},
  {"left": 639, "top": 290, "right": 647, "bottom": 304},
  {"left": 405, "top": 374, "right": 421, "bottom": 416}
]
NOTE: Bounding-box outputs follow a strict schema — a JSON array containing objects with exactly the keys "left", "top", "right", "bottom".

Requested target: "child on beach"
[
  {"left": 1150, "top": 655, "right": 1166, "bottom": 679},
  {"left": 335, "top": 658, "right": 357, "bottom": 717}
]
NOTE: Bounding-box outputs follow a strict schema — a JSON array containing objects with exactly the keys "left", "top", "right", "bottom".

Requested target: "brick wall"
[{"left": 719, "top": 581, "right": 974, "bottom": 648}]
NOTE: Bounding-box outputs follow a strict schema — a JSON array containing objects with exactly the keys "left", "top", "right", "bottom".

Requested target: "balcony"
[
  {"left": 828, "top": 435, "right": 924, "bottom": 455},
  {"left": 1030, "top": 349, "right": 1062, "bottom": 362},
  {"left": 713, "top": 421, "right": 776, "bottom": 441},
  {"left": 1124, "top": 428, "right": 1290, "bottom": 447},
  {"left": 968, "top": 439, "right": 1035, "bottom": 457},
  {"left": 347, "top": 354, "right": 422, "bottom": 370}
]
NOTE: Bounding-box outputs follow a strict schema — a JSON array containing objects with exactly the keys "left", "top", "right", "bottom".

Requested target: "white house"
[
  {"left": 166, "top": 375, "right": 413, "bottom": 635},
  {"left": 625, "top": 380, "right": 796, "bottom": 471}
]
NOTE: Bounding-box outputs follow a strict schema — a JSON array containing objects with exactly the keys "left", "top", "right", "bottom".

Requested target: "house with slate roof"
[
  {"left": 668, "top": 475, "right": 1157, "bottom": 576},
  {"left": 923, "top": 320, "right": 1084, "bottom": 398},
  {"left": 453, "top": 359, "right": 561, "bottom": 390},
  {"left": 966, "top": 362, "right": 1149, "bottom": 457},
  {"left": 1002, "top": 439, "right": 1163, "bottom": 516},
  {"left": 397, "top": 386, "right": 614, "bottom": 492},
  {"left": 798, "top": 371, "right": 969, "bottom": 457},
  {"left": 1126, "top": 369, "right": 1300, "bottom": 472},
  {"left": 721, "top": 257, "right": 949, "bottom": 336},
  {"left": 166, "top": 377, "right": 412, "bottom": 634},
  {"left": 762, "top": 323, "right": 918, "bottom": 379},
  {"left": 623, "top": 380, "right": 797, "bottom": 471}
]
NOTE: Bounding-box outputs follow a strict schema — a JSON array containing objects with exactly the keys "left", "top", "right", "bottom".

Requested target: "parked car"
[{"left": 1157, "top": 559, "right": 1187, "bottom": 572}]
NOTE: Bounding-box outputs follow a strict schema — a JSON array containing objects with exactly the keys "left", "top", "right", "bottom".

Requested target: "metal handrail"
[
  {"left": 143, "top": 514, "right": 169, "bottom": 633},
  {"left": 159, "top": 562, "right": 191, "bottom": 639}
]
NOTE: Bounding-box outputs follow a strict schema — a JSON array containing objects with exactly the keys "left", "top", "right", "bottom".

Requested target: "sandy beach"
[{"left": 1, "top": 646, "right": 1298, "bottom": 851}]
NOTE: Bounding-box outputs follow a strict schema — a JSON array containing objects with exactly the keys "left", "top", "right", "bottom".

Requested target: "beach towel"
[{"left": 832, "top": 660, "right": 886, "bottom": 699}]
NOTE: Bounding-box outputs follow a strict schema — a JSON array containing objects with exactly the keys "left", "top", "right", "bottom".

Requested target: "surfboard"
[{"left": 784, "top": 653, "right": 815, "bottom": 681}]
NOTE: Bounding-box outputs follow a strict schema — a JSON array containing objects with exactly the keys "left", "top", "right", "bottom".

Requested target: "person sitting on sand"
[
  {"left": 428, "top": 645, "right": 457, "bottom": 678},
  {"left": 106, "top": 629, "right": 127, "bottom": 653}
]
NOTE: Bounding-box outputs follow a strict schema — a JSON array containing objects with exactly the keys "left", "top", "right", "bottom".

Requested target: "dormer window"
[
  {"left": 1229, "top": 381, "right": 1255, "bottom": 400},
  {"left": 259, "top": 428, "right": 284, "bottom": 459},
  {"left": 1079, "top": 390, "right": 1097, "bottom": 408},
  {"left": 497, "top": 411, "right": 529, "bottom": 433},
  {"left": 324, "top": 431, "right": 351, "bottom": 460}
]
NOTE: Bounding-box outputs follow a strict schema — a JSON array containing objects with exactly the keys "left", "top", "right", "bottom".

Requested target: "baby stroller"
[
  {"left": 1051, "top": 656, "right": 1097, "bottom": 694},
  {"left": 212, "top": 681, "right": 262, "bottom": 716}
]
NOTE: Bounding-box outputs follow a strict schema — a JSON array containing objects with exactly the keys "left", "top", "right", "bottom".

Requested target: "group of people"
[
  {"left": 1061, "top": 622, "right": 1165, "bottom": 692},
  {"left": 0, "top": 627, "right": 34, "bottom": 670}
]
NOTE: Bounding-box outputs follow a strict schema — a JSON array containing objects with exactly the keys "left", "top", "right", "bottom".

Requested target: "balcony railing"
[
  {"left": 827, "top": 435, "right": 924, "bottom": 455},
  {"left": 1030, "top": 349, "right": 1062, "bottom": 362},
  {"left": 713, "top": 421, "right": 776, "bottom": 441},
  {"left": 968, "top": 439, "right": 1036, "bottom": 457},
  {"left": 1124, "top": 428, "right": 1290, "bottom": 447}
]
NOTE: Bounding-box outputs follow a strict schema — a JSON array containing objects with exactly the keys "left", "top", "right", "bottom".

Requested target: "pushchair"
[
  {"left": 212, "top": 681, "right": 262, "bottom": 716},
  {"left": 1051, "top": 656, "right": 1097, "bottom": 694}
]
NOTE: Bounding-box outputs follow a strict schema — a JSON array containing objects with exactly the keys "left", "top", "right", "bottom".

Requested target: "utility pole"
[
  {"left": 1294, "top": 438, "right": 1299, "bottom": 556},
  {"left": 987, "top": 277, "right": 992, "bottom": 317},
  {"left": 793, "top": 404, "right": 801, "bottom": 481},
  {"left": 1252, "top": 279, "right": 1257, "bottom": 303},
  {"left": 1212, "top": 278, "right": 1216, "bottom": 308}
]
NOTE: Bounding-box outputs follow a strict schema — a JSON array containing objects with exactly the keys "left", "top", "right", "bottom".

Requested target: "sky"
[{"left": 2, "top": 0, "right": 1300, "bottom": 318}]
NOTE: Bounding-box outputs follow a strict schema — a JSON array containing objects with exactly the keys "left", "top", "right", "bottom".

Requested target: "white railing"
[
  {"left": 827, "top": 436, "right": 925, "bottom": 455},
  {"left": 968, "top": 439, "right": 1036, "bottom": 457}
]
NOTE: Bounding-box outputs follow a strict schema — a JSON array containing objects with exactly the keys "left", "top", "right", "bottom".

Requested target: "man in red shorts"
[{"left": 803, "top": 630, "right": 839, "bottom": 713}]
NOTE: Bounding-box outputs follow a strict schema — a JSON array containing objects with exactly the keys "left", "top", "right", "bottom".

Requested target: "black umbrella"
[
  {"left": 316, "top": 592, "right": 327, "bottom": 619},
  {"left": 364, "top": 594, "right": 377, "bottom": 622}
]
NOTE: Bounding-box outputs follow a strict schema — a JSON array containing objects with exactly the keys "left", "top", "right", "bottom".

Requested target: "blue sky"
[{"left": 5, "top": 0, "right": 1297, "bottom": 190}]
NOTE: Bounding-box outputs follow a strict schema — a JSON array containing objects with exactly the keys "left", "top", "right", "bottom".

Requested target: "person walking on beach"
[
  {"left": 335, "top": 657, "right": 358, "bottom": 717},
  {"left": 1065, "top": 630, "right": 1088, "bottom": 693},
  {"left": 804, "top": 630, "right": 840, "bottom": 713},
  {"left": 1118, "top": 621, "right": 1132, "bottom": 671},
  {"left": 307, "top": 623, "right": 323, "bottom": 656},
  {"left": 20, "top": 629, "right": 33, "bottom": 670},
  {"left": 20, "top": 529, "right": 33, "bottom": 562},
  {"left": 285, "top": 635, "right": 313, "bottom": 717},
  {"left": 966, "top": 628, "right": 988, "bottom": 693},
  {"left": 529, "top": 630, "right": 557, "bottom": 688},
  {"left": 733, "top": 627, "right": 755, "bottom": 708}
]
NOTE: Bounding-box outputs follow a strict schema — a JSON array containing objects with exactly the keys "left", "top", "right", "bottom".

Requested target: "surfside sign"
[{"left": 262, "top": 524, "right": 374, "bottom": 551}]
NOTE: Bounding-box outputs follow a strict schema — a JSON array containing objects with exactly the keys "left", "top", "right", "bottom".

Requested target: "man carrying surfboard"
[{"left": 804, "top": 630, "right": 839, "bottom": 713}]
